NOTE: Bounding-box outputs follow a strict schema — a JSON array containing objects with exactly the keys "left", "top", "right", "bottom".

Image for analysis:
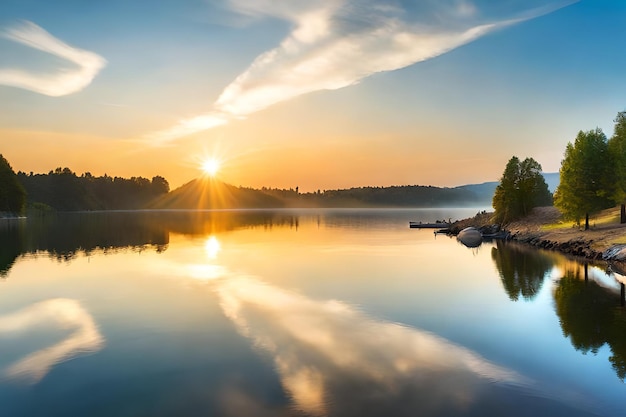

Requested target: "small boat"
[{"left": 409, "top": 221, "right": 450, "bottom": 229}]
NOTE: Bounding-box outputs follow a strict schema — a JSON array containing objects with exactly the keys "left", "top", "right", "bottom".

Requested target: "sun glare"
[
  {"left": 205, "top": 236, "right": 221, "bottom": 259},
  {"left": 202, "top": 158, "right": 221, "bottom": 177}
]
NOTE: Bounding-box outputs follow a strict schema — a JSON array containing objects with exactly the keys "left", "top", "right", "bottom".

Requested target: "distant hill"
[
  {"left": 147, "top": 178, "right": 285, "bottom": 209},
  {"left": 154, "top": 180, "right": 497, "bottom": 209},
  {"left": 308, "top": 185, "right": 484, "bottom": 207},
  {"left": 454, "top": 182, "right": 498, "bottom": 203},
  {"left": 543, "top": 172, "right": 560, "bottom": 192}
]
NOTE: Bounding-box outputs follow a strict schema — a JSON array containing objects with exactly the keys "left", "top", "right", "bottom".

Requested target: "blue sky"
[{"left": 0, "top": 0, "right": 624, "bottom": 191}]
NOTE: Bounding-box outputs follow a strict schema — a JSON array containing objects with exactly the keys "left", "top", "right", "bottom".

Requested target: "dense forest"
[
  {"left": 262, "top": 184, "right": 486, "bottom": 208},
  {"left": 0, "top": 154, "right": 26, "bottom": 214},
  {"left": 17, "top": 168, "right": 169, "bottom": 211}
]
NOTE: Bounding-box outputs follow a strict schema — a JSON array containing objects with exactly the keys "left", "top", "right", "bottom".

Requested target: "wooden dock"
[{"left": 409, "top": 222, "right": 450, "bottom": 229}]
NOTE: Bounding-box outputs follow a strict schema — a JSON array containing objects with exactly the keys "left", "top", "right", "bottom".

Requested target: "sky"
[{"left": 1, "top": 0, "right": 625, "bottom": 192}]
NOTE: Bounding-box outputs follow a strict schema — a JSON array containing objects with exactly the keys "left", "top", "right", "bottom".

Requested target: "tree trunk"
[
  {"left": 585, "top": 213, "right": 590, "bottom": 230},
  {"left": 621, "top": 204, "right": 626, "bottom": 224}
]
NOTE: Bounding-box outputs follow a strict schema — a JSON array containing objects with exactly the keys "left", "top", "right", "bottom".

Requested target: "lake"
[{"left": 1, "top": 208, "right": 625, "bottom": 417}]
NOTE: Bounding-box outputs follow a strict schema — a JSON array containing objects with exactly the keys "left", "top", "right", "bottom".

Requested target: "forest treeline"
[
  {"left": 1, "top": 167, "right": 495, "bottom": 213},
  {"left": 260, "top": 185, "right": 486, "bottom": 208},
  {"left": 16, "top": 167, "right": 170, "bottom": 211}
]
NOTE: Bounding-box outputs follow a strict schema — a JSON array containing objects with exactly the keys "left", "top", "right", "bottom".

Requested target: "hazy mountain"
[{"left": 543, "top": 172, "right": 560, "bottom": 192}]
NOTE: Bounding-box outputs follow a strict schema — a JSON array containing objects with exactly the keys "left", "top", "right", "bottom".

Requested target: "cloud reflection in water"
[
  {"left": 215, "top": 276, "right": 528, "bottom": 416},
  {"left": 0, "top": 298, "right": 104, "bottom": 383}
]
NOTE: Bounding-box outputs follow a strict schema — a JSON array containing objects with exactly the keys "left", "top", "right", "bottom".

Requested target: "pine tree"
[
  {"left": 492, "top": 156, "right": 552, "bottom": 225},
  {"left": 554, "top": 128, "right": 614, "bottom": 229},
  {"left": 608, "top": 111, "right": 626, "bottom": 223}
]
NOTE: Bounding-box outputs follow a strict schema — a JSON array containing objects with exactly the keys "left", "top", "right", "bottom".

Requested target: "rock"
[
  {"left": 603, "top": 244, "right": 626, "bottom": 261},
  {"left": 457, "top": 227, "right": 483, "bottom": 248}
]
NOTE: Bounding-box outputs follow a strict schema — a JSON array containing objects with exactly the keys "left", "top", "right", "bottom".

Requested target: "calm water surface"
[{"left": 1, "top": 209, "right": 626, "bottom": 417}]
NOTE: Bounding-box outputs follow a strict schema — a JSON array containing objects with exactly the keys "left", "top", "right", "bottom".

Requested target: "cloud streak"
[
  {"left": 0, "top": 21, "right": 106, "bottom": 96},
  {"left": 149, "top": 0, "right": 577, "bottom": 143}
]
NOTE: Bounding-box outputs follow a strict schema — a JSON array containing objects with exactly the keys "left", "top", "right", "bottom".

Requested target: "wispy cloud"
[
  {"left": 149, "top": 0, "right": 577, "bottom": 144},
  {"left": 0, "top": 21, "right": 106, "bottom": 96}
]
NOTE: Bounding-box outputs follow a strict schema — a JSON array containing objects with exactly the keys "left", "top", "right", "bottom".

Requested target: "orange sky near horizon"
[
  {"left": 1, "top": 1, "right": 624, "bottom": 193},
  {"left": 2, "top": 79, "right": 573, "bottom": 193},
  {"left": 2, "top": 122, "right": 561, "bottom": 193}
]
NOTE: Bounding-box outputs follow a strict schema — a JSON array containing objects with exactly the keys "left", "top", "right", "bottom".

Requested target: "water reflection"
[
  {"left": 491, "top": 241, "right": 554, "bottom": 301},
  {"left": 0, "top": 209, "right": 473, "bottom": 277},
  {"left": 0, "top": 299, "right": 104, "bottom": 383},
  {"left": 0, "top": 222, "right": 21, "bottom": 277},
  {"left": 3, "top": 210, "right": 626, "bottom": 414},
  {"left": 554, "top": 271, "right": 626, "bottom": 380},
  {"left": 215, "top": 275, "right": 540, "bottom": 416},
  {"left": 0, "top": 211, "right": 303, "bottom": 276},
  {"left": 491, "top": 241, "right": 626, "bottom": 381},
  {"left": 204, "top": 236, "right": 221, "bottom": 259}
]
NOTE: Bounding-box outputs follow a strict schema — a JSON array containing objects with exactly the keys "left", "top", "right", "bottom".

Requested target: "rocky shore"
[{"left": 451, "top": 206, "right": 626, "bottom": 262}]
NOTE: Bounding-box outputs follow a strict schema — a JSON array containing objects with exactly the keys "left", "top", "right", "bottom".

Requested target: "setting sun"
[{"left": 201, "top": 158, "right": 220, "bottom": 177}]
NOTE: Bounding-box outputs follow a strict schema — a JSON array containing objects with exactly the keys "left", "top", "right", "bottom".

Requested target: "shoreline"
[{"left": 451, "top": 206, "right": 626, "bottom": 262}]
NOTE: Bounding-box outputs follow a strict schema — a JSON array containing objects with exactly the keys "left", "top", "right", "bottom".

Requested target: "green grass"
[
  {"left": 593, "top": 211, "right": 621, "bottom": 226},
  {"left": 539, "top": 207, "right": 622, "bottom": 231},
  {"left": 539, "top": 222, "right": 572, "bottom": 231}
]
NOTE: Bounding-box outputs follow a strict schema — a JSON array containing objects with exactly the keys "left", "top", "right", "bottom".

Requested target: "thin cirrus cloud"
[
  {"left": 0, "top": 20, "right": 106, "bottom": 97},
  {"left": 149, "top": 0, "right": 578, "bottom": 144}
]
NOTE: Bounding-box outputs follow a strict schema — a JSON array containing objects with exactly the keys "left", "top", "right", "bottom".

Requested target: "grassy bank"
[{"left": 453, "top": 206, "right": 626, "bottom": 260}]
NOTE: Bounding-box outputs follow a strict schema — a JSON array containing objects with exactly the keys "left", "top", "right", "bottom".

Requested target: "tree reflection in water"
[
  {"left": 491, "top": 240, "right": 554, "bottom": 301},
  {"left": 554, "top": 270, "right": 626, "bottom": 380},
  {"left": 491, "top": 240, "right": 626, "bottom": 380},
  {"left": 0, "top": 210, "right": 303, "bottom": 276},
  {"left": 0, "top": 221, "right": 21, "bottom": 278}
]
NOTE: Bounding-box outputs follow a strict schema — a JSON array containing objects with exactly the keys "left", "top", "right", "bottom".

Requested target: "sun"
[{"left": 201, "top": 158, "right": 221, "bottom": 177}]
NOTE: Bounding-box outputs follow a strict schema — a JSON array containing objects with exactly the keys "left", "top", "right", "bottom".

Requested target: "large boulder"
[{"left": 457, "top": 227, "right": 482, "bottom": 248}]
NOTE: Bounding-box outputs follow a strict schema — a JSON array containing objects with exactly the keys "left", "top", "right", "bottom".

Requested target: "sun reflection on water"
[{"left": 205, "top": 236, "right": 221, "bottom": 259}]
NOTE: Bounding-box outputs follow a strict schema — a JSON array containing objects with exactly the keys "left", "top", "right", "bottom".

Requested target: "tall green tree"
[
  {"left": 0, "top": 154, "right": 26, "bottom": 215},
  {"left": 554, "top": 128, "right": 614, "bottom": 230},
  {"left": 608, "top": 111, "right": 626, "bottom": 223},
  {"left": 492, "top": 156, "right": 552, "bottom": 225}
]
